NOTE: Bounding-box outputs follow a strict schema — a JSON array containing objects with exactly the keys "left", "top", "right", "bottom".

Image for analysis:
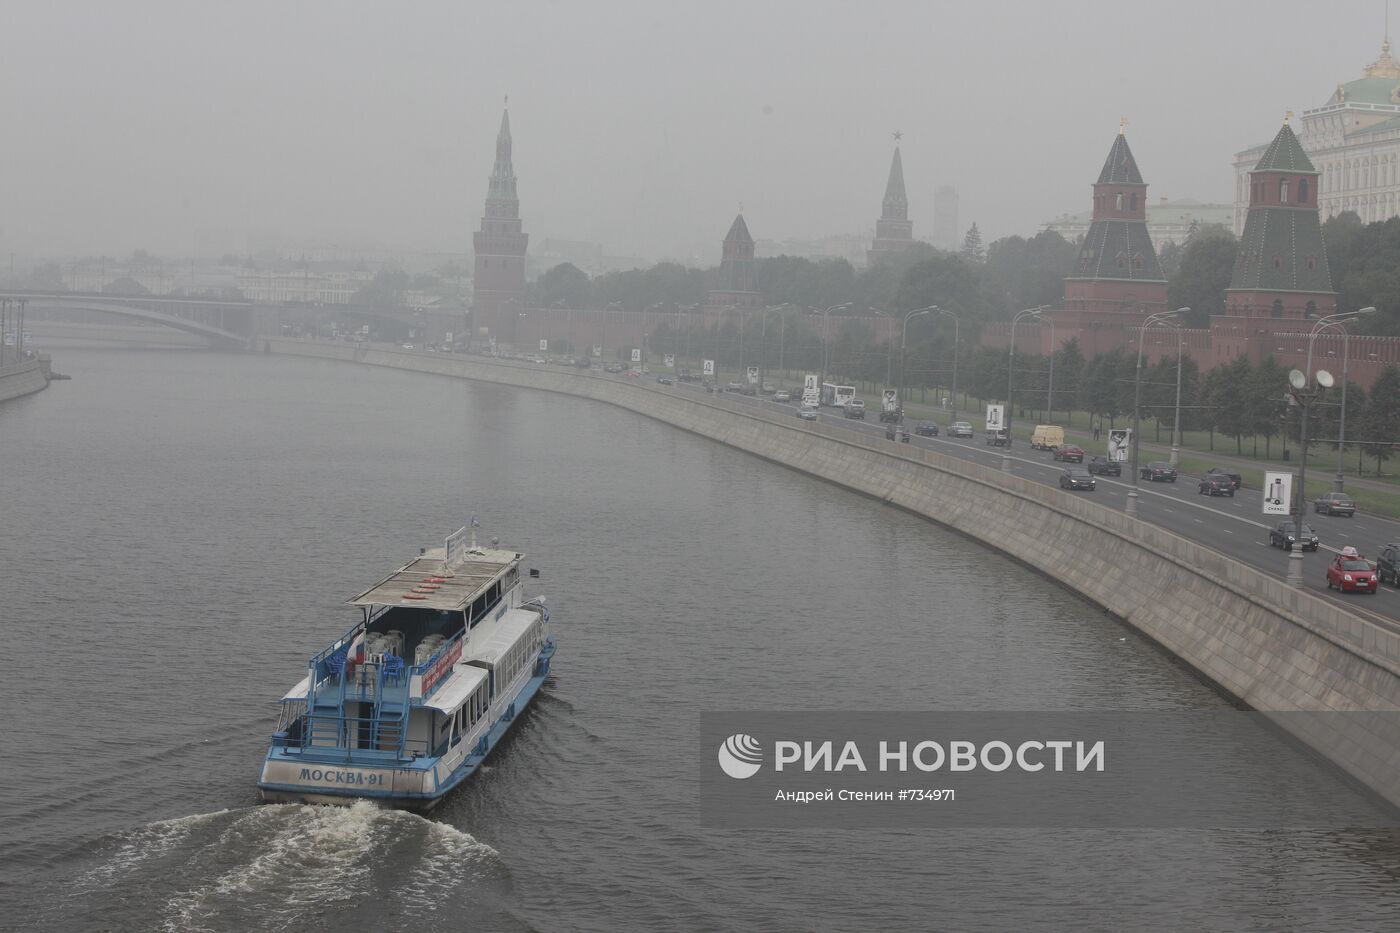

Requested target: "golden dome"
[{"left": 1363, "top": 37, "right": 1400, "bottom": 79}]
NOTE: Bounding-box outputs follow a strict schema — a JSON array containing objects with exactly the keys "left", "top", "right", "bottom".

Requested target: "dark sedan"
[
  {"left": 1268, "top": 522, "right": 1319, "bottom": 551},
  {"left": 1198, "top": 474, "right": 1235, "bottom": 497},
  {"left": 1058, "top": 467, "right": 1096, "bottom": 491},
  {"left": 1205, "top": 467, "right": 1243, "bottom": 490},
  {"left": 1052, "top": 444, "right": 1085, "bottom": 463},
  {"left": 914, "top": 422, "right": 939, "bottom": 436},
  {"left": 1313, "top": 492, "right": 1356, "bottom": 517},
  {"left": 1140, "top": 461, "right": 1177, "bottom": 482},
  {"left": 1086, "top": 456, "right": 1121, "bottom": 476}
]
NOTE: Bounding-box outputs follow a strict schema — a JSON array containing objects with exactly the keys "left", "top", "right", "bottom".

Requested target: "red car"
[
  {"left": 1326, "top": 551, "right": 1378, "bottom": 593},
  {"left": 1052, "top": 444, "right": 1085, "bottom": 463}
]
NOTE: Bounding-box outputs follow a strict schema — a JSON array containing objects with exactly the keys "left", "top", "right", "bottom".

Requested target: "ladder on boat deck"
[{"left": 370, "top": 657, "right": 410, "bottom": 754}]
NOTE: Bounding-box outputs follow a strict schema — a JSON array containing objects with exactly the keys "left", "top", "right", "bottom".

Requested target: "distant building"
[
  {"left": 1043, "top": 198, "right": 1233, "bottom": 248},
  {"left": 932, "top": 186, "right": 959, "bottom": 250},
  {"left": 867, "top": 140, "right": 918, "bottom": 266},
  {"left": 1233, "top": 35, "right": 1400, "bottom": 231},
  {"left": 754, "top": 234, "right": 867, "bottom": 265},
  {"left": 236, "top": 266, "right": 373, "bottom": 304},
  {"left": 472, "top": 105, "right": 529, "bottom": 345}
]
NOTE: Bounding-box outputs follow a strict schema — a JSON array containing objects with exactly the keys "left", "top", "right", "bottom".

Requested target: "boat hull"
[{"left": 258, "top": 640, "right": 554, "bottom": 812}]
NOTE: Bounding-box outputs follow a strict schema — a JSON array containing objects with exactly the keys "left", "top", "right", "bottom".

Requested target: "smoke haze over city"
[{"left": 0, "top": 0, "right": 1388, "bottom": 263}]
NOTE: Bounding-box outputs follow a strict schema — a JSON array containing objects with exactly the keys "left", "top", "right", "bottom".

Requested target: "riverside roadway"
[{"left": 667, "top": 378, "right": 1400, "bottom": 633}]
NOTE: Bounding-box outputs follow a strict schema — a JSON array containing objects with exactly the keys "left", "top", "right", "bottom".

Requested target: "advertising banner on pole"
[
  {"left": 746, "top": 366, "right": 759, "bottom": 385},
  {"left": 593, "top": 344, "right": 602, "bottom": 357},
  {"left": 664, "top": 354, "right": 675, "bottom": 368},
  {"left": 539, "top": 339, "right": 549, "bottom": 352},
  {"left": 882, "top": 389, "right": 898, "bottom": 412},
  {"left": 985, "top": 404, "right": 1004, "bottom": 431},
  {"left": 703, "top": 359, "right": 715, "bottom": 376},
  {"left": 632, "top": 348, "right": 642, "bottom": 363},
  {"left": 802, "top": 373, "right": 819, "bottom": 407},
  {"left": 444, "top": 332, "right": 453, "bottom": 342},
  {"left": 1108, "top": 429, "right": 1130, "bottom": 463},
  {"left": 1263, "top": 472, "right": 1293, "bottom": 515}
]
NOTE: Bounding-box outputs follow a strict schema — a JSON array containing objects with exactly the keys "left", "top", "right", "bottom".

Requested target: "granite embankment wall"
[
  {"left": 269, "top": 338, "right": 1400, "bottom": 807},
  {"left": 0, "top": 360, "right": 49, "bottom": 404}
]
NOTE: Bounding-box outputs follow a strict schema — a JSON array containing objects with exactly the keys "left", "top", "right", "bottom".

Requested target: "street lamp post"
[
  {"left": 1126, "top": 308, "right": 1186, "bottom": 517},
  {"left": 1304, "top": 306, "right": 1377, "bottom": 491},
  {"left": 759, "top": 304, "right": 789, "bottom": 396},
  {"left": 1286, "top": 366, "right": 1334, "bottom": 587},
  {"left": 1044, "top": 315, "right": 1056, "bottom": 419},
  {"left": 817, "top": 302, "right": 852, "bottom": 389},
  {"left": 1169, "top": 329, "right": 1185, "bottom": 467},
  {"left": 930, "top": 306, "right": 959, "bottom": 422},
  {"left": 1004, "top": 306, "right": 1045, "bottom": 472},
  {"left": 642, "top": 302, "right": 662, "bottom": 372},
  {"left": 901, "top": 306, "right": 933, "bottom": 419}
]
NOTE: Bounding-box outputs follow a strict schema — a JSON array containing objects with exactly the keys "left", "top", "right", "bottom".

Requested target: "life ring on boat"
[{"left": 403, "top": 594, "right": 428, "bottom": 600}]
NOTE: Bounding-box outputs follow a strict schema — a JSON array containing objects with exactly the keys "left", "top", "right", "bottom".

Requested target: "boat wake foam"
[{"left": 70, "top": 802, "right": 503, "bottom": 932}]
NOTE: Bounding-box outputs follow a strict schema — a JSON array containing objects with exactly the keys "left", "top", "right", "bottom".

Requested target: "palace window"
[
  {"left": 1129, "top": 193, "right": 1138, "bottom": 211},
  {"left": 1271, "top": 300, "right": 1284, "bottom": 318},
  {"left": 1305, "top": 301, "right": 1317, "bottom": 318},
  {"left": 1116, "top": 252, "right": 1126, "bottom": 269},
  {"left": 1115, "top": 193, "right": 1123, "bottom": 211},
  {"left": 1298, "top": 178, "right": 1309, "bottom": 203},
  {"left": 1279, "top": 179, "right": 1289, "bottom": 203}
]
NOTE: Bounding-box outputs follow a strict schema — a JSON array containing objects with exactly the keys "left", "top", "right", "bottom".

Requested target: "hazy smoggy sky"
[{"left": 0, "top": 0, "right": 1391, "bottom": 265}]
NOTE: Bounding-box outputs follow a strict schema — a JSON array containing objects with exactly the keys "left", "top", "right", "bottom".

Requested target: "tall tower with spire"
[
  {"left": 868, "top": 135, "right": 917, "bottom": 266},
  {"left": 472, "top": 102, "right": 529, "bottom": 346},
  {"left": 704, "top": 211, "right": 763, "bottom": 314},
  {"left": 1046, "top": 126, "right": 1168, "bottom": 358},
  {"left": 1224, "top": 119, "right": 1335, "bottom": 320},
  {"left": 1062, "top": 126, "right": 1168, "bottom": 314}
]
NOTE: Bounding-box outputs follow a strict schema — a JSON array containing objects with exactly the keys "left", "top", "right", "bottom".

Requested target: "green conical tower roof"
[
  {"left": 883, "top": 146, "right": 907, "bottom": 212},
  {"left": 1096, "top": 132, "right": 1144, "bottom": 185},
  {"left": 1252, "top": 122, "right": 1316, "bottom": 173}
]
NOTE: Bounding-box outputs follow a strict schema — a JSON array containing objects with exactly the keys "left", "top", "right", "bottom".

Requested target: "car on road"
[
  {"left": 914, "top": 422, "right": 939, "bottom": 436},
  {"left": 1198, "top": 474, "right": 1236, "bottom": 497},
  {"left": 885, "top": 425, "right": 911, "bottom": 442},
  {"left": 1204, "top": 467, "right": 1242, "bottom": 490},
  {"left": 656, "top": 375, "right": 674, "bottom": 385},
  {"left": 879, "top": 407, "right": 903, "bottom": 423},
  {"left": 1052, "top": 444, "right": 1085, "bottom": 463},
  {"left": 774, "top": 390, "right": 791, "bottom": 403},
  {"left": 985, "top": 429, "right": 1010, "bottom": 447},
  {"left": 1031, "top": 425, "right": 1066, "bottom": 450},
  {"left": 739, "top": 384, "right": 757, "bottom": 396},
  {"left": 727, "top": 381, "right": 743, "bottom": 390},
  {"left": 844, "top": 403, "right": 866, "bottom": 419},
  {"left": 762, "top": 382, "right": 775, "bottom": 393},
  {"left": 1314, "top": 492, "right": 1356, "bottom": 517},
  {"left": 623, "top": 369, "right": 641, "bottom": 377},
  {"left": 1086, "top": 456, "right": 1121, "bottom": 476},
  {"left": 1377, "top": 543, "right": 1400, "bottom": 586},
  {"left": 949, "top": 421, "right": 974, "bottom": 439},
  {"left": 1058, "top": 467, "right": 1096, "bottom": 491},
  {"left": 1268, "top": 521, "right": 1319, "bottom": 551},
  {"left": 797, "top": 408, "right": 818, "bottom": 422},
  {"left": 1140, "top": 461, "right": 1177, "bottom": 482},
  {"left": 1326, "top": 550, "right": 1377, "bottom": 593},
  {"left": 604, "top": 363, "right": 625, "bottom": 374},
  {"left": 401, "top": 343, "right": 415, "bottom": 350}
]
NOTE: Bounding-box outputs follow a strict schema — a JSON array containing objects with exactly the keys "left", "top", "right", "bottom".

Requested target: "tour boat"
[{"left": 257, "top": 526, "right": 555, "bottom": 811}]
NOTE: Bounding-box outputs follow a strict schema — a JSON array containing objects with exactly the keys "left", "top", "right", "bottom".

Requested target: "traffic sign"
[
  {"left": 703, "top": 359, "right": 715, "bottom": 376},
  {"left": 985, "top": 404, "right": 1004, "bottom": 430}
]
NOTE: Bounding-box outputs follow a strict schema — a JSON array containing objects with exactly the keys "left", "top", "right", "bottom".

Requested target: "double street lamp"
[
  {"left": 900, "top": 306, "right": 934, "bottom": 417},
  {"left": 1285, "top": 365, "right": 1334, "bottom": 587},
  {"left": 929, "top": 306, "right": 960, "bottom": 422},
  {"left": 1304, "top": 307, "right": 1375, "bottom": 492},
  {"left": 1126, "top": 308, "right": 1189, "bottom": 517},
  {"left": 815, "top": 302, "right": 852, "bottom": 388},
  {"left": 1003, "top": 306, "right": 1046, "bottom": 472},
  {"left": 759, "top": 304, "right": 791, "bottom": 395}
]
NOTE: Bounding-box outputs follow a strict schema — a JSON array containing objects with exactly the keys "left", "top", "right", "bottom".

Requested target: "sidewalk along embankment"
[
  {"left": 267, "top": 338, "right": 1400, "bottom": 808},
  {"left": 0, "top": 360, "right": 49, "bottom": 404}
]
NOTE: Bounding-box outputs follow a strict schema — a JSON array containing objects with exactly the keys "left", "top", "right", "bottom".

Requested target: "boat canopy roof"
[
  {"left": 349, "top": 545, "right": 521, "bottom": 612},
  {"left": 423, "top": 665, "right": 489, "bottom": 712},
  {"left": 466, "top": 609, "right": 539, "bottom": 666}
]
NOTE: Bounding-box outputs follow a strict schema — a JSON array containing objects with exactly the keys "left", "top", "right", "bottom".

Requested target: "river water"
[{"left": 2, "top": 346, "right": 1399, "bottom": 932}]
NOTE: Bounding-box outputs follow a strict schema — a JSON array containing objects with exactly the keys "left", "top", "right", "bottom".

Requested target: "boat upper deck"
[{"left": 349, "top": 545, "right": 521, "bottom": 612}]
